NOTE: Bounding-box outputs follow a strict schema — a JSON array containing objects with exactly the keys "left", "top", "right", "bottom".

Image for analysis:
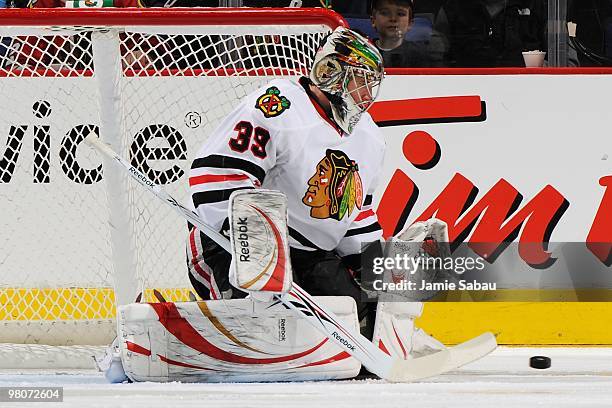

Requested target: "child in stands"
[{"left": 371, "top": 0, "right": 444, "bottom": 67}]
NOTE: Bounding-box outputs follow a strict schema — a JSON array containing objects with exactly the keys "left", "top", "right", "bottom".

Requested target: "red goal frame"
[{"left": 0, "top": 7, "right": 346, "bottom": 28}]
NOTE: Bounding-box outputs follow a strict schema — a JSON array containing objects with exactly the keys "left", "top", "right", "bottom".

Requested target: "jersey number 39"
[{"left": 229, "top": 121, "right": 270, "bottom": 159}]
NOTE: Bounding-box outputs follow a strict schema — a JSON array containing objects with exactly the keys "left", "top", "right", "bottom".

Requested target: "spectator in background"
[
  {"left": 435, "top": 0, "right": 578, "bottom": 67},
  {"left": 371, "top": 0, "right": 445, "bottom": 67},
  {"left": 568, "top": 0, "right": 612, "bottom": 66},
  {"left": 433, "top": 0, "right": 579, "bottom": 67},
  {"left": 434, "top": 0, "right": 532, "bottom": 67}
]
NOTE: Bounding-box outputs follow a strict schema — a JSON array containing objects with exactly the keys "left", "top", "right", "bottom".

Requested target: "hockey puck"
[{"left": 529, "top": 355, "right": 551, "bottom": 369}]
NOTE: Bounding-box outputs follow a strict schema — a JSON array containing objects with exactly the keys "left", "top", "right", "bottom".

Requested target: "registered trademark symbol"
[{"left": 184, "top": 111, "right": 202, "bottom": 129}]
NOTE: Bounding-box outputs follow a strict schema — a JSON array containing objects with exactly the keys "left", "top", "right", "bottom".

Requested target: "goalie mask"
[{"left": 310, "top": 27, "right": 384, "bottom": 134}]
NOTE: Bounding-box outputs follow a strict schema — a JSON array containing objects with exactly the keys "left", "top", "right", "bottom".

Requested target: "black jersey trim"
[
  {"left": 344, "top": 221, "right": 382, "bottom": 238},
  {"left": 192, "top": 155, "right": 266, "bottom": 184},
  {"left": 288, "top": 226, "right": 320, "bottom": 250}
]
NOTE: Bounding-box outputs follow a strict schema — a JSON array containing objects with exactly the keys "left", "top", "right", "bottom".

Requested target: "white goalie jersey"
[{"left": 190, "top": 77, "right": 385, "bottom": 256}]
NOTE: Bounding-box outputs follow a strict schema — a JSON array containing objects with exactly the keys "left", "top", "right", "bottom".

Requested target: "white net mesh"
[{"left": 0, "top": 10, "right": 338, "bottom": 358}]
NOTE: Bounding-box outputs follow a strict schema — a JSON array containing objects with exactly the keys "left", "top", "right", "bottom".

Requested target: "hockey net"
[{"left": 0, "top": 8, "right": 342, "bottom": 367}]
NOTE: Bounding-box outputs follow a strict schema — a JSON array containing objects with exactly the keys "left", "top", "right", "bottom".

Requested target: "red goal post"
[
  {"left": 0, "top": 8, "right": 344, "bottom": 366},
  {"left": 0, "top": 7, "right": 344, "bottom": 27}
]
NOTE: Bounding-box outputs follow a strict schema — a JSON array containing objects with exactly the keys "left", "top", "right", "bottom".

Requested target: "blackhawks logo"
[
  {"left": 256, "top": 86, "right": 291, "bottom": 118},
  {"left": 302, "top": 149, "right": 363, "bottom": 221}
]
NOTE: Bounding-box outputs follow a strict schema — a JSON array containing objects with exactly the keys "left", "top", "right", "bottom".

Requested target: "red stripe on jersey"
[
  {"left": 355, "top": 209, "right": 375, "bottom": 222},
  {"left": 189, "top": 174, "right": 250, "bottom": 186}
]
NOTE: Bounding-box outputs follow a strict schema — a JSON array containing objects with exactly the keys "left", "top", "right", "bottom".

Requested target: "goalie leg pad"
[
  {"left": 372, "top": 301, "right": 445, "bottom": 360},
  {"left": 117, "top": 297, "right": 360, "bottom": 382}
]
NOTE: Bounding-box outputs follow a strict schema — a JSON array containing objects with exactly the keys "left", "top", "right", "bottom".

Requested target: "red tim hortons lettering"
[{"left": 587, "top": 175, "right": 612, "bottom": 265}]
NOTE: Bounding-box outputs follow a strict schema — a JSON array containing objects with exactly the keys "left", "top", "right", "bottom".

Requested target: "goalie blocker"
[{"left": 228, "top": 190, "right": 293, "bottom": 297}]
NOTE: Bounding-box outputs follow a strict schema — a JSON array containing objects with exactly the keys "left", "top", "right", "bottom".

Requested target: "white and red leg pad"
[
  {"left": 372, "top": 301, "right": 446, "bottom": 360},
  {"left": 116, "top": 297, "right": 360, "bottom": 382}
]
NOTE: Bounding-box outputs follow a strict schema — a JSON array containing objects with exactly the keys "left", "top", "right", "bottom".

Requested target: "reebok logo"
[
  {"left": 128, "top": 166, "right": 156, "bottom": 188},
  {"left": 332, "top": 331, "right": 355, "bottom": 351},
  {"left": 278, "top": 318, "right": 286, "bottom": 342},
  {"left": 236, "top": 217, "right": 250, "bottom": 262}
]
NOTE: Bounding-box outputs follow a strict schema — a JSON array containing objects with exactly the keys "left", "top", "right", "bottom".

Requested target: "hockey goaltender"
[{"left": 96, "top": 27, "right": 496, "bottom": 383}]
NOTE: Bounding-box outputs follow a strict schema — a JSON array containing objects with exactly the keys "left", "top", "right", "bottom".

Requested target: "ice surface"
[{"left": 1, "top": 347, "right": 611, "bottom": 408}]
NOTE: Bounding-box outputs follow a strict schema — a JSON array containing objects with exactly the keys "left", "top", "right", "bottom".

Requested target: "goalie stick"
[{"left": 86, "top": 134, "right": 496, "bottom": 382}]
